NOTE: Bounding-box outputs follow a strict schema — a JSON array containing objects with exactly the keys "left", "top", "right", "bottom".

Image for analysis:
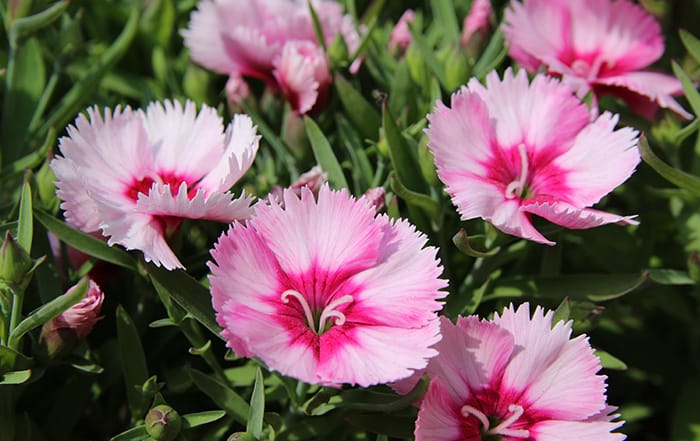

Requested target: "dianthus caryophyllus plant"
[
  {"left": 426, "top": 68, "right": 640, "bottom": 245},
  {"left": 51, "top": 100, "right": 259, "bottom": 270},
  {"left": 414, "top": 304, "right": 625, "bottom": 441},
  {"left": 208, "top": 185, "right": 446, "bottom": 386},
  {"left": 503, "top": 0, "right": 690, "bottom": 119},
  {"left": 182, "top": 0, "right": 361, "bottom": 114}
]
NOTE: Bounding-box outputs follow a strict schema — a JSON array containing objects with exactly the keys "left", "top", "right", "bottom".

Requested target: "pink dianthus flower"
[
  {"left": 182, "top": 0, "right": 360, "bottom": 114},
  {"left": 426, "top": 68, "right": 640, "bottom": 245},
  {"left": 208, "top": 185, "right": 447, "bottom": 386},
  {"left": 503, "top": 0, "right": 690, "bottom": 119},
  {"left": 51, "top": 100, "right": 259, "bottom": 270},
  {"left": 389, "top": 9, "right": 415, "bottom": 52},
  {"left": 414, "top": 303, "right": 625, "bottom": 441}
]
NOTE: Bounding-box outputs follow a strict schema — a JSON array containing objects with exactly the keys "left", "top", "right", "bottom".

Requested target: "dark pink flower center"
[{"left": 125, "top": 172, "right": 198, "bottom": 202}]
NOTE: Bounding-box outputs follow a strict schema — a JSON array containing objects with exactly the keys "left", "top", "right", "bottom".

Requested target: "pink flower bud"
[
  {"left": 461, "top": 0, "right": 491, "bottom": 49},
  {"left": 225, "top": 74, "right": 251, "bottom": 111},
  {"left": 362, "top": 187, "right": 386, "bottom": 212},
  {"left": 40, "top": 280, "right": 104, "bottom": 357},
  {"left": 273, "top": 41, "right": 331, "bottom": 114},
  {"left": 389, "top": 10, "right": 415, "bottom": 52},
  {"left": 268, "top": 166, "right": 329, "bottom": 207}
]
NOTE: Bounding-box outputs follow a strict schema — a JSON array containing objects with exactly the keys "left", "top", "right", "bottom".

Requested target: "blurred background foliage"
[{"left": 0, "top": 0, "right": 700, "bottom": 440}]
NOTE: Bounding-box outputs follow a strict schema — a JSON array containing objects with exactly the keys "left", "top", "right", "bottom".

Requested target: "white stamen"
[
  {"left": 488, "top": 404, "right": 529, "bottom": 438},
  {"left": 505, "top": 143, "right": 529, "bottom": 199},
  {"left": 461, "top": 405, "right": 490, "bottom": 431},
  {"left": 281, "top": 290, "right": 353, "bottom": 335},
  {"left": 317, "top": 295, "right": 354, "bottom": 332},
  {"left": 281, "top": 289, "right": 316, "bottom": 332}
]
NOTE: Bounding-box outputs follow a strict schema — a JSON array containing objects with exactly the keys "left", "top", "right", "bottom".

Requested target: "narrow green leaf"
[
  {"left": 146, "top": 264, "right": 221, "bottom": 338},
  {"left": 8, "top": 1, "right": 68, "bottom": 45},
  {"left": 452, "top": 228, "right": 500, "bottom": 258},
  {"left": 0, "top": 127, "right": 54, "bottom": 180},
  {"left": 332, "top": 378, "right": 428, "bottom": 413},
  {"left": 551, "top": 297, "right": 571, "bottom": 325},
  {"left": 334, "top": 74, "right": 380, "bottom": 141},
  {"left": 472, "top": 29, "right": 507, "bottom": 80},
  {"left": 382, "top": 103, "right": 428, "bottom": 193},
  {"left": 648, "top": 269, "right": 696, "bottom": 285},
  {"left": 33, "top": 5, "right": 140, "bottom": 142},
  {"left": 430, "top": 0, "right": 459, "bottom": 41},
  {"left": 680, "top": 29, "right": 700, "bottom": 65},
  {"left": 148, "top": 318, "right": 178, "bottom": 329},
  {"left": 484, "top": 271, "right": 650, "bottom": 303},
  {"left": 409, "top": 23, "right": 448, "bottom": 89},
  {"left": 116, "top": 305, "right": 149, "bottom": 421},
  {"left": 34, "top": 209, "right": 137, "bottom": 270},
  {"left": 672, "top": 61, "right": 700, "bottom": 117},
  {"left": 182, "top": 410, "right": 227, "bottom": 429},
  {"left": 304, "top": 116, "right": 349, "bottom": 188},
  {"left": 359, "top": 0, "right": 385, "bottom": 25},
  {"left": 675, "top": 118, "right": 699, "bottom": 145},
  {"left": 242, "top": 102, "right": 298, "bottom": 177},
  {"left": 109, "top": 425, "right": 149, "bottom": 441},
  {"left": 336, "top": 114, "right": 373, "bottom": 190},
  {"left": 189, "top": 368, "right": 249, "bottom": 425},
  {"left": 17, "top": 175, "right": 32, "bottom": 252},
  {"left": 595, "top": 350, "right": 628, "bottom": 371},
  {"left": 389, "top": 173, "right": 438, "bottom": 217},
  {"left": 670, "top": 378, "right": 700, "bottom": 441},
  {"left": 307, "top": 0, "right": 326, "bottom": 50},
  {"left": 69, "top": 357, "right": 104, "bottom": 374},
  {"left": 188, "top": 339, "right": 212, "bottom": 355},
  {"left": 638, "top": 135, "right": 700, "bottom": 196},
  {"left": 247, "top": 367, "right": 265, "bottom": 438},
  {"left": 8, "top": 276, "right": 88, "bottom": 347},
  {"left": 0, "top": 369, "right": 31, "bottom": 385}
]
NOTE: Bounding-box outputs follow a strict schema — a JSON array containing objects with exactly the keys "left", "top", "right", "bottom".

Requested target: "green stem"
[
  {"left": 0, "top": 387, "right": 16, "bottom": 441},
  {"left": 179, "top": 319, "right": 228, "bottom": 385},
  {"left": 8, "top": 289, "right": 24, "bottom": 351}
]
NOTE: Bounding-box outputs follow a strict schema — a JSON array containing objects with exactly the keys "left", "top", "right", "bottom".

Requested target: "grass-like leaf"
[{"left": 304, "top": 116, "right": 349, "bottom": 188}]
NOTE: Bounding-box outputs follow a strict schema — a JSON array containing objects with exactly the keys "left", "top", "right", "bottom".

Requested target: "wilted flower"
[
  {"left": 208, "top": 185, "right": 446, "bottom": 386},
  {"left": 426, "top": 69, "right": 640, "bottom": 245},
  {"left": 40, "top": 279, "right": 104, "bottom": 357},
  {"left": 389, "top": 9, "right": 415, "bottom": 52},
  {"left": 268, "top": 165, "right": 328, "bottom": 205},
  {"left": 182, "top": 0, "right": 360, "bottom": 114},
  {"left": 414, "top": 303, "right": 625, "bottom": 441},
  {"left": 503, "top": 0, "right": 690, "bottom": 119},
  {"left": 461, "top": 0, "right": 491, "bottom": 49},
  {"left": 51, "top": 100, "right": 259, "bottom": 269}
]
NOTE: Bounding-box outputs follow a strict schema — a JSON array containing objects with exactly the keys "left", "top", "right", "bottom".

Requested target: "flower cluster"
[{"left": 182, "top": 0, "right": 361, "bottom": 114}]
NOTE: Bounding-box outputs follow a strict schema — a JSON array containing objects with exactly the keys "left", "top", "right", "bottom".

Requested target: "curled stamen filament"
[
  {"left": 461, "top": 404, "right": 529, "bottom": 439},
  {"left": 281, "top": 290, "right": 353, "bottom": 334},
  {"left": 489, "top": 404, "right": 529, "bottom": 438},
  {"left": 505, "top": 143, "right": 530, "bottom": 199}
]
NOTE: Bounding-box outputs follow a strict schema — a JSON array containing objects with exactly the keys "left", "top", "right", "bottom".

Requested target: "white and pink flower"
[
  {"left": 503, "top": 0, "right": 690, "bottom": 119},
  {"left": 208, "top": 185, "right": 446, "bottom": 386},
  {"left": 51, "top": 100, "right": 260, "bottom": 270},
  {"left": 414, "top": 304, "right": 625, "bottom": 441},
  {"left": 426, "top": 69, "right": 640, "bottom": 245},
  {"left": 182, "top": 0, "right": 360, "bottom": 114}
]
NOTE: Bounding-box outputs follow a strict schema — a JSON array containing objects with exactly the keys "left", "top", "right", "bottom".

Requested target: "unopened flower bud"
[
  {"left": 269, "top": 166, "right": 328, "bottom": 206},
  {"left": 39, "top": 279, "right": 104, "bottom": 358},
  {"left": 145, "top": 405, "right": 182, "bottom": 441},
  {"left": 0, "top": 231, "right": 33, "bottom": 288},
  {"left": 226, "top": 74, "right": 251, "bottom": 113},
  {"left": 227, "top": 433, "right": 256, "bottom": 441},
  {"left": 389, "top": 10, "right": 415, "bottom": 53},
  {"left": 461, "top": 0, "right": 492, "bottom": 52}
]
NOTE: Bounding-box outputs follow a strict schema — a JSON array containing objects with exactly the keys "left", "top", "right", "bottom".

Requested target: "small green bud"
[
  {"left": 0, "top": 231, "right": 33, "bottom": 288},
  {"left": 443, "top": 44, "right": 469, "bottom": 92},
  {"left": 145, "top": 405, "right": 182, "bottom": 441},
  {"left": 405, "top": 43, "right": 426, "bottom": 86},
  {"left": 36, "top": 154, "right": 59, "bottom": 211},
  {"left": 227, "top": 432, "right": 257, "bottom": 441}
]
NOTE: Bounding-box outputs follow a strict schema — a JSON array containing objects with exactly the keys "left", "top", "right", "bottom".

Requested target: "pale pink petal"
[
  {"left": 250, "top": 186, "right": 382, "bottom": 276},
  {"left": 530, "top": 419, "right": 626, "bottom": 441},
  {"left": 467, "top": 69, "right": 589, "bottom": 151},
  {"left": 349, "top": 216, "right": 446, "bottom": 327},
  {"left": 198, "top": 114, "right": 261, "bottom": 191},
  {"left": 181, "top": 0, "right": 240, "bottom": 74},
  {"left": 414, "top": 380, "right": 466, "bottom": 441},
  {"left": 595, "top": 72, "right": 692, "bottom": 119},
  {"left": 317, "top": 319, "right": 442, "bottom": 387},
  {"left": 553, "top": 112, "right": 640, "bottom": 207},
  {"left": 491, "top": 199, "right": 554, "bottom": 245},
  {"left": 522, "top": 201, "right": 638, "bottom": 230},
  {"left": 136, "top": 183, "right": 254, "bottom": 223},
  {"left": 427, "top": 316, "right": 515, "bottom": 404},
  {"left": 140, "top": 100, "right": 226, "bottom": 181}
]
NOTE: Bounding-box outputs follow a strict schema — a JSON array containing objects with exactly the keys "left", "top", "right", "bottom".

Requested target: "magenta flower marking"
[
  {"left": 208, "top": 185, "right": 447, "bottom": 386},
  {"left": 413, "top": 304, "right": 626, "bottom": 441},
  {"left": 426, "top": 68, "right": 640, "bottom": 245},
  {"left": 51, "top": 100, "right": 260, "bottom": 270},
  {"left": 503, "top": 0, "right": 690, "bottom": 119}
]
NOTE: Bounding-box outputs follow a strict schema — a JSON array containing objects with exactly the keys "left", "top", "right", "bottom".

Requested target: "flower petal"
[
  {"left": 415, "top": 379, "right": 470, "bottom": 441},
  {"left": 522, "top": 201, "right": 638, "bottom": 230},
  {"left": 529, "top": 419, "right": 626, "bottom": 441}
]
